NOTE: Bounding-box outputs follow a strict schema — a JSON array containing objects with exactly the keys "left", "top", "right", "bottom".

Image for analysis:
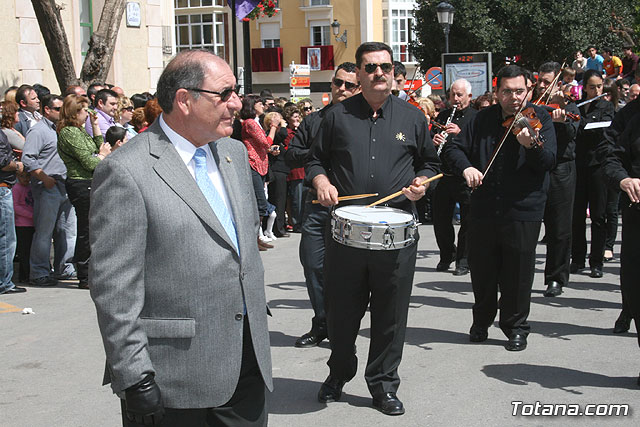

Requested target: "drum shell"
[{"left": 331, "top": 206, "right": 417, "bottom": 250}]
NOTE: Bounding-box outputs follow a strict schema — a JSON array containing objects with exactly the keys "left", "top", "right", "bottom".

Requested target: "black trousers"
[
  {"left": 543, "top": 161, "right": 576, "bottom": 286},
  {"left": 432, "top": 175, "right": 470, "bottom": 267},
  {"left": 571, "top": 165, "right": 607, "bottom": 269},
  {"left": 65, "top": 179, "right": 91, "bottom": 282},
  {"left": 620, "top": 204, "right": 640, "bottom": 347},
  {"left": 267, "top": 171, "right": 288, "bottom": 236},
  {"left": 323, "top": 234, "right": 417, "bottom": 396},
  {"left": 605, "top": 189, "right": 620, "bottom": 252},
  {"left": 15, "top": 226, "right": 34, "bottom": 282},
  {"left": 299, "top": 196, "right": 331, "bottom": 335},
  {"left": 468, "top": 218, "right": 541, "bottom": 338},
  {"left": 121, "top": 318, "right": 266, "bottom": 427}
]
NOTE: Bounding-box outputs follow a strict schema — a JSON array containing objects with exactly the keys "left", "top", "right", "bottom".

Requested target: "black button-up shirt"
[
  {"left": 442, "top": 102, "right": 557, "bottom": 222},
  {"left": 602, "top": 112, "right": 640, "bottom": 195},
  {"left": 306, "top": 93, "right": 440, "bottom": 212}
]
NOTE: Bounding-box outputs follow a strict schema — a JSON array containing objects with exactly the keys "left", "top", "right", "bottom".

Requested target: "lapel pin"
[
  {"left": 395, "top": 132, "right": 406, "bottom": 142},
  {"left": 226, "top": 156, "right": 232, "bottom": 163}
]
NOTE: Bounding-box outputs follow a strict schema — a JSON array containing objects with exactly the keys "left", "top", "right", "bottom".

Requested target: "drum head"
[{"left": 334, "top": 205, "right": 413, "bottom": 224}]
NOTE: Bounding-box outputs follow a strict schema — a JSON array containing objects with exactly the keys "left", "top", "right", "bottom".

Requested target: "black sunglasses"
[
  {"left": 185, "top": 84, "right": 241, "bottom": 102},
  {"left": 363, "top": 63, "right": 393, "bottom": 74},
  {"left": 332, "top": 78, "right": 359, "bottom": 91},
  {"left": 50, "top": 106, "right": 62, "bottom": 111},
  {"left": 302, "top": 106, "right": 313, "bottom": 112},
  {"left": 123, "top": 106, "right": 134, "bottom": 111}
]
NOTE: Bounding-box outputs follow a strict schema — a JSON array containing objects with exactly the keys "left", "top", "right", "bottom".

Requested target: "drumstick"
[
  {"left": 312, "top": 193, "right": 379, "bottom": 204},
  {"left": 366, "top": 173, "right": 444, "bottom": 207}
]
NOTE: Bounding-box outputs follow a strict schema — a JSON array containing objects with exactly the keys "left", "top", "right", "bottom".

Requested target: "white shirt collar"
[{"left": 158, "top": 114, "right": 214, "bottom": 170}]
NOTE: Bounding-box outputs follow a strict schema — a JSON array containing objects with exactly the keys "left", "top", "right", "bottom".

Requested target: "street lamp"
[
  {"left": 436, "top": 2, "right": 455, "bottom": 54},
  {"left": 331, "top": 19, "right": 348, "bottom": 47}
]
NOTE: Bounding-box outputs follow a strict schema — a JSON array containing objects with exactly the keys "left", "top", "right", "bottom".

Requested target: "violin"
[
  {"left": 537, "top": 103, "right": 581, "bottom": 121},
  {"left": 502, "top": 107, "right": 545, "bottom": 148}
]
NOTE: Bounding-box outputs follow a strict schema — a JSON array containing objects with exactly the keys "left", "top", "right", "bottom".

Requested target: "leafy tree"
[{"left": 411, "top": 0, "right": 637, "bottom": 74}]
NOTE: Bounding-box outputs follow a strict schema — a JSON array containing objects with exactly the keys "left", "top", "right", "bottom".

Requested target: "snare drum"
[{"left": 331, "top": 205, "right": 417, "bottom": 250}]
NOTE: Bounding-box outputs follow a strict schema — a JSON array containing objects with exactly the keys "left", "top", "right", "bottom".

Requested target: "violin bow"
[
  {"left": 481, "top": 85, "right": 534, "bottom": 179},
  {"left": 533, "top": 61, "right": 567, "bottom": 105}
]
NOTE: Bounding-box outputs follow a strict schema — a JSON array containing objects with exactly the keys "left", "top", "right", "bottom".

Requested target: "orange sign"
[
  {"left": 290, "top": 76, "right": 311, "bottom": 87},
  {"left": 321, "top": 93, "right": 330, "bottom": 106}
]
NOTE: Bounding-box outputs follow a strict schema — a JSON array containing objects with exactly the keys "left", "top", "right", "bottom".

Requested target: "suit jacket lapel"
[
  {"left": 209, "top": 139, "right": 246, "bottom": 256},
  {"left": 149, "top": 125, "right": 238, "bottom": 253}
]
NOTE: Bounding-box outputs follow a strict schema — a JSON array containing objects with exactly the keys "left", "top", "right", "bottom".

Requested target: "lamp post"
[
  {"left": 331, "top": 19, "right": 348, "bottom": 47},
  {"left": 436, "top": 2, "right": 455, "bottom": 54}
]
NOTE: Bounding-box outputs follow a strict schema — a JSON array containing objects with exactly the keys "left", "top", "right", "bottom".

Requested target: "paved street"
[{"left": 2, "top": 223, "right": 639, "bottom": 426}]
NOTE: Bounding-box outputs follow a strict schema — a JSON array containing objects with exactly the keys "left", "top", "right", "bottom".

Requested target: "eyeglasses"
[
  {"left": 302, "top": 106, "right": 313, "bottom": 112},
  {"left": 50, "top": 107, "right": 62, "bottom": 111},
  {"left": 500, "top": 89, "right": 527, "bottom": 97},
  {"left": 363, "top": 63, "right": 393, "bottom": 74},
  {"left": 185, "top": 84, "right": 241, "bottom": 102},
  {"left": 123, "top": 106, "right": 134, "bottom": 111},
  {"left": 332, "top": 78, "right": 359, "bottom": 91}
]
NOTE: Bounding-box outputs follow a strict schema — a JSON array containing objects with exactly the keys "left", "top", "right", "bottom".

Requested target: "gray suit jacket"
[{"left": 89, "top": 120, "right": 273, "bottom": 409}]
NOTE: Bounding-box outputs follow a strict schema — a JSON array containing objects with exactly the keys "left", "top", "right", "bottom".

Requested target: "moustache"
[{"left": 373, "top": 76, "right": 387, "bottom": 82}]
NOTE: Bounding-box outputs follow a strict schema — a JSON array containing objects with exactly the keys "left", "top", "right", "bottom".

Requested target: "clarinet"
[{"left": 437, "top": 105, "right": 457, "bottom": 156}]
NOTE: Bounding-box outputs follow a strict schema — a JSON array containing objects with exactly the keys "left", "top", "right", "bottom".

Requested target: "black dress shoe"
[
  {"left": 372, "top": 392, "right": 405, "bottom": 415},
  {"left": 453, "top": 266, "right": 469, "bottom": 276},
  {"left": 469, "top": 324, "right": 488, "bottom": 342},
  {"left": 1, "top": 286, "right": 27, "bottom": 294},
  {"left": 590, "top": 267, "right": 603, "bottom": 278},
  {"left": 505, "top": 333, "right": 527, "bottom": 351},
  {"left": 436, "top": 261, "right": 451, "bottom": 272},
  {"left": 295, "top": 332, "right": 327, "bottom": 348},
  {"left": 570, "top": 263, "right": 584, "bottom": 274},
  {"left": 317, "top": 376, "right": 346, "bottom": 403},
  {"left": 543, "top": 281, "right": 563, "bottom": 297},
  {"left": 613, "top": 311, "right": 632, "bottom": 334}
]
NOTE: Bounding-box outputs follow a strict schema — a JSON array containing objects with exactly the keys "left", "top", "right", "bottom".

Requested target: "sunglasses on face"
[
  {"left": 123, "top": 106, "right": 134, "bottom": 111},
  {"left": 302, "top": 106, "right": 313, "bottom": 112},
  {"left": 50, "top": 107, "right": 62, "bottom": 111},
  {"left": 363, "top": 63, "right": 393, "bottom": 74},
  {"left": 332, "top": 78, "right": 359, "bottom": 91},
  {"left": 185, "top": 84, "right": 241, "bottom": 102}
]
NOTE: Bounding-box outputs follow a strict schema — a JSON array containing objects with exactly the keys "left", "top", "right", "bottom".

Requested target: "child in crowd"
[{"left": 12, "top": 171, "right": 34, "bottom": 283}]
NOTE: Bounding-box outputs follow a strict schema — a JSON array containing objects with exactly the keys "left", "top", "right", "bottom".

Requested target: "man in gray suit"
[{"left": 90, "top": 50, "right": 272, "bottom": 426}]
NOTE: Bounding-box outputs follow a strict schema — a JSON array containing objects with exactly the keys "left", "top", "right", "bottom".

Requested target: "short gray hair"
[
  {"left": 452, "top": 78, "right": 472, "bottom": 95},
  {"left": 156, "top": 49, "right": 219, "bottom": 113}
]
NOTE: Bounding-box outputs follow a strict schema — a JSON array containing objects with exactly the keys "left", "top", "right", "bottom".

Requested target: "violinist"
[
  {"left": 570, "top": 69, "right": 615, "bottom": 279},
  {"left": 601, "top": 113, "right": 640, "bottom": 386},
  {"left": 536, "top": 62, "right": 581, "bottom": 298},
  {"left": 431, "top": 79, "right": 477, "bottom": 275},
  {"left": 442, "top": 65, "right": 557, "bottom": 352}
]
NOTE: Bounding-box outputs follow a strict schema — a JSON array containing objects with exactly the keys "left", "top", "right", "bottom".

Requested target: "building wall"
[{"left": 0, "top": 0, "right": 168, "bottom": 96}]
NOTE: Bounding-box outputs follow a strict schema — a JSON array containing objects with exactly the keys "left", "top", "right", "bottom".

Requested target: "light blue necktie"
[{"left": 193, "top": 148, "right": 239, "bottom": 252}]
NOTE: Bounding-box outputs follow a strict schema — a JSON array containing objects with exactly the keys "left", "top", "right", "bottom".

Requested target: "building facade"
[{"left": 1, "top": 0, "right": 421, "bottom": 99}]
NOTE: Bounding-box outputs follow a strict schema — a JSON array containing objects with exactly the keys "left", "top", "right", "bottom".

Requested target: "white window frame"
[{"left": 309, "top": 20, "right": 330, "bottom": 46}]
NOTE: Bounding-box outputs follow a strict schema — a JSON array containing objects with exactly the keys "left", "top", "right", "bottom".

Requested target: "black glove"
[{"left": 124, "top": 374, "right": 165, "bottom": 426}]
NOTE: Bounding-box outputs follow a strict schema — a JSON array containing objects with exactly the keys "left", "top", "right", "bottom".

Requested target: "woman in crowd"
[
  {"left": 571, "top": 69, "right": 616, "bottom": 279},
  {"left": 0, "top": 101, "right": 25, "bottom": 151},
  {"left": 129, "top": 107, "right": 148, "bottom": 133},
  {"left": 283, "top": 105, "right": 305, "bottom": 233},
  {"left": 267, "top": 108, "right": 291, "bottom": 239},
  {"left": 57, "top": 94, "right": 111, "bottom": 289},
  {"left": 240, "top": 95, "right": 280, "bottom": 247},
  {"left": 114, "top": 96, "right": 137, "bottom": 140}
]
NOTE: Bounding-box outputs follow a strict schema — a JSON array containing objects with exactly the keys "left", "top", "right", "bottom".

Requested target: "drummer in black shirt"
[
  {"left": 442, "top": 65, "right": 557, "bottom": 352},
  {"left": 431, "top": 78, "right": 477, "bottom": 275},
  {"left": 306, "top": 41, "right": 440, "bottom": 415}
]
